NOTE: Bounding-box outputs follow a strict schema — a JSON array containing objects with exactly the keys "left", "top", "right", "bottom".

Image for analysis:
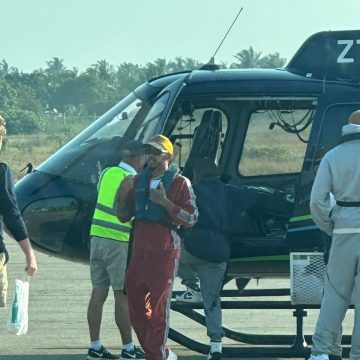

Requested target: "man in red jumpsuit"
[{"left": 117, "top": 134, "right": 198, "bottom": 360}]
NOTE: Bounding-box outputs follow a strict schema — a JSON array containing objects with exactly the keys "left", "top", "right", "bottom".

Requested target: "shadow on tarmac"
[
  {"left": 2, "top": 357, "right": 86, "bottom": 360},
  {"left": 2, "top": 357, "right": 205, "bottom": 360}
]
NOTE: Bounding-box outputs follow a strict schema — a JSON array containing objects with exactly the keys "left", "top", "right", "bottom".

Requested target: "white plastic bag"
[{"left": 6, "top": 278, "right": 29, "bottom": 335}]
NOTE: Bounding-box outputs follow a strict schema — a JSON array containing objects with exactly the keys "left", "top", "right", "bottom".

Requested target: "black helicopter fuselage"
[{"left": 15, "top": 30, "right": 360, "bottom": 279}]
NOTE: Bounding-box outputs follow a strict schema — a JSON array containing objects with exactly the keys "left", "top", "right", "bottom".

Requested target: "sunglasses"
[{"left": 144, "top": 147, "right": 163, "bottom": 156}]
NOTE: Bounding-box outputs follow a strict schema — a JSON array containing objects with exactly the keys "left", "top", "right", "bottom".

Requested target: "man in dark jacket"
[
  {"left": 0, "top": 115, "right": 37, "bottom": 307},
  {"left": 177, "top": 158, "right": 229, "bottom": 360}
]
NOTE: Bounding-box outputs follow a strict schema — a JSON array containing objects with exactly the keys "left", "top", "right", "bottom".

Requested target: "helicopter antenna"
[
  {"left": 200, "top": 7, "right": 244, "bottom": 70},
  {"left": 212, "top": 7, "right": 244, "bottom": 61}
]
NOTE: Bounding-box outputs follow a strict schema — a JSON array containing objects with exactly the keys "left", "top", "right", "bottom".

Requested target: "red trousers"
[{"left": 126, "top": 253, "right": 178, "bottom": 360}]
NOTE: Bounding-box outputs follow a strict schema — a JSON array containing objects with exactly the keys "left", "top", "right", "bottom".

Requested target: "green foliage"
[
  {"left": 2, "top": 108, "right": 45, "bottom": 134},
  {"left": 231, "top": 47, "right": 286, "bottom": 69},
  {"left": 0, "top": 78, "right": 46, "bottom": 134},
  {"left": 258, "top": 53, "right": 286, "bottom": 68},
  {"left": 0, "top": 50, "right": 286, "bottom": 135},
  {"left": 0, "top": 78, "right": 18, "bottom": 108},
  {"left": 0, "top": 49, "right": 290, "bottom": 178}
]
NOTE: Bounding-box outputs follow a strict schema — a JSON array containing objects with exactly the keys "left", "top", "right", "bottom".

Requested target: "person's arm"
[
  {"left": 0, "top": 164, "right": 37, "bottom": 276},
  {"left": 310, "top": 156, "right": 334, "bottom": 235},
  {"left": 116, "top": 175, "right": 135, "bottom": 223},
  {"left": 149, "top": 177, "right": 198, "bottom": 228},
  {"left": 0, "top": 164, "right": 28, "bottom": 240},
  {"left": 18, "top": 238, "right": 37, "bottom": 276}
]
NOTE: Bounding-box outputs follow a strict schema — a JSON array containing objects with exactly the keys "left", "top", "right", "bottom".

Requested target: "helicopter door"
[
  {"left": 134, "top": 74, "right": 190, "bottom": 142},
  {"left": 293, "top": 96, "right": 360, "bottom": 219}
]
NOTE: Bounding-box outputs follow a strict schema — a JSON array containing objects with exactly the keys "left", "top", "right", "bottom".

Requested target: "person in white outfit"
[{"left": 309, "top": 109, "right": 360, "bottom": 360}]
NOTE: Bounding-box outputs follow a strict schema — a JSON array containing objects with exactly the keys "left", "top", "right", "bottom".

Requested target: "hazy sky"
[{"left": 2, "top": 0, "right": 359, "bottom": 72}]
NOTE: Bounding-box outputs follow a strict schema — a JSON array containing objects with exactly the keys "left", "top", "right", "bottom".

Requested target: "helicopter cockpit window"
[
  {"left": 86, "top": 98, "right": 143, "bottom": 142},
  {"left": 134, "top": 92, "right": 170, "bottom": 143},
  {"left": 167, "top": 105, "right": 228, "bottom": 176},
  {"left": 37, "top": 92, "right": 150, "bottom": 183},
  {"left": 239, "top": 98, "right": 316, "bottom": 176}
]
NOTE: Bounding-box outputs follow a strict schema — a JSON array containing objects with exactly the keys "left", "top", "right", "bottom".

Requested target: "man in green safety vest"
[{"left": 86, "top": 140, "right": 146, "bottom": 360}]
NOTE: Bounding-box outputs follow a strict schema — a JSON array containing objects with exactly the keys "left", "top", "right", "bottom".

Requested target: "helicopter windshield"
[
  {"left": 85, "top": 97, "right": 143, "bottom": 143},
  {"left": 134, "top": 92, "right": 170, "bottom": 142},
  {"left": 37, "top": 92, "right": 150, "bottom": 183}
]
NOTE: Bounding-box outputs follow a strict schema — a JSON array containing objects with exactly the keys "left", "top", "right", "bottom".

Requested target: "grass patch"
[{"left": 1, "top": 116, "right": 94, "bottom": 180}]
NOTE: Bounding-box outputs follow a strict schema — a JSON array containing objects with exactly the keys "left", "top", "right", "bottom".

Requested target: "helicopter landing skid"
[{"left": 170, "top": 288, "right": 351, "bottom": 358}]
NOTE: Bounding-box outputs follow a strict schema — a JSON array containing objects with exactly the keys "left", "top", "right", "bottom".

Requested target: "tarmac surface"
[{"left": 0, "top": 235, "right": 354, "bottom": 360}]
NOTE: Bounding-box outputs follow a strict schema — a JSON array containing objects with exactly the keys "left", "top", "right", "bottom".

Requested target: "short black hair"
[{"left": 121, "top": 140, "right": 144, "bottom": 157}]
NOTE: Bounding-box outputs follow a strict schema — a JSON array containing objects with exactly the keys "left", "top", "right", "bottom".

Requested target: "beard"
[{"left": 146, "top": 155, "right": 168, "bottom": 175}]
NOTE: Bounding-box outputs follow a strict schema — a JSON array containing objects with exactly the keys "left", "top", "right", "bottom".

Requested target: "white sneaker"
[
  {"left": 308, "top": 355, "right": 329, "bottom": 360},
  {"left": 207, "top": 351, "right": 221, "bottom": 360},
  {"left": 167, "top": 349, "right": 177, "bottom": 360},
  {"left": 207, "top": 341, "right": 222, "bottom": 360},
  {"left": 175, "top": 288, "right": 202, "bottom": 303}
]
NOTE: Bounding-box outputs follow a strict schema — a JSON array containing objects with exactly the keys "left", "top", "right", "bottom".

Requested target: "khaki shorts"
[
  {"left": 0, "top": 252, "right": 8, "bottom": 307},
  {"left": 90, "top": 237, "right": 129, "bottom": 291}
]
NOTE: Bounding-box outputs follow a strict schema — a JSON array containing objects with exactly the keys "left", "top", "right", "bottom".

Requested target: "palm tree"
[
  {"left": 183, "top": 58, "right": 202, "bottom": 70},
  {"left": 0, "top": 59, "right": 18, "bottom": 78},
  {"left": 231, "top": 47, "right": 263, "bottom": 68},
  {"left": 46, "top": 57, "right": 67, "bottom": 76},
  {"left": 170, "top": 57, "right": 185, "bottom": 72},
  {"left": 0, "top": 59, "right": 10, "bottom": 78},
  {"left": 90, "top": 60, "right": 115, "bottom": 83},
  {"left": 144, "top": 58, "right": 174, "bottom": 79},
  {"left": 258, "top": 52, "right": 286, "bottom": 69},
  {"left": 115, "top": 62, "right": 145, "bottom": 95},
  {"left": 231, "top": 48, "right": 287, "bottom": 69}
]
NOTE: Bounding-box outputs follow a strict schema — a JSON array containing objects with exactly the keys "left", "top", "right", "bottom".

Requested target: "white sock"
[
  {"left": 122, "top": 342, "right": 135, "bottom": 352},
  {"left": 310, "top": 355, "right": 329, "bottom": 360},
  {"left": 91, "top": 340, "right": 102, "bottom": 350},
  {"left": 210, "top": 341, "right": 222, "bottom": 353}
]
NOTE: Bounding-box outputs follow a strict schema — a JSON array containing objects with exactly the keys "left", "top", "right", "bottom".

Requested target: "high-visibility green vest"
[{"left": 90, "top": 166, "right": 132, "bottom": 242}]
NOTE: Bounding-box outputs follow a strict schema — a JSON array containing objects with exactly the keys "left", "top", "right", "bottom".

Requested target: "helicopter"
[{"left": 14, "top": 30, "right": 360, "bottom": 285}]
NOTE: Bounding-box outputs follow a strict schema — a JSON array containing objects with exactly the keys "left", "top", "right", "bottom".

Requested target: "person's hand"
[
  {"left": 149, "top": 182, "right": 167, "bottom": 205},
  {"left": 25, "top": 253, "right": 37, "bottom": 276},
  {"left": 118, "top": 175, "right": 135, "bottom": 202}
]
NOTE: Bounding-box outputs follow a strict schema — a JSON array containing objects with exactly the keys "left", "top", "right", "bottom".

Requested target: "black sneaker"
[
  {"left": 121, "top": 345, "right": 145, "bottom": 359},
  {"left": 87, "top": 346, "right": 119, "bottom": 360},
  {"left": 329, "top": 356, "right": 342, "bottom": 360}
]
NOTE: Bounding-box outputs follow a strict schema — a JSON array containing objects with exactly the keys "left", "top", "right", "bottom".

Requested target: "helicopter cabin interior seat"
[{"left": 181, "top": 109, "right": 222, "bottom": 179}]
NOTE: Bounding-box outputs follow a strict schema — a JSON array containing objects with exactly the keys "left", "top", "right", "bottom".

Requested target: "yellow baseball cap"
[{"left": 146, "top": 134, "right": 173, "bottom": 155}]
